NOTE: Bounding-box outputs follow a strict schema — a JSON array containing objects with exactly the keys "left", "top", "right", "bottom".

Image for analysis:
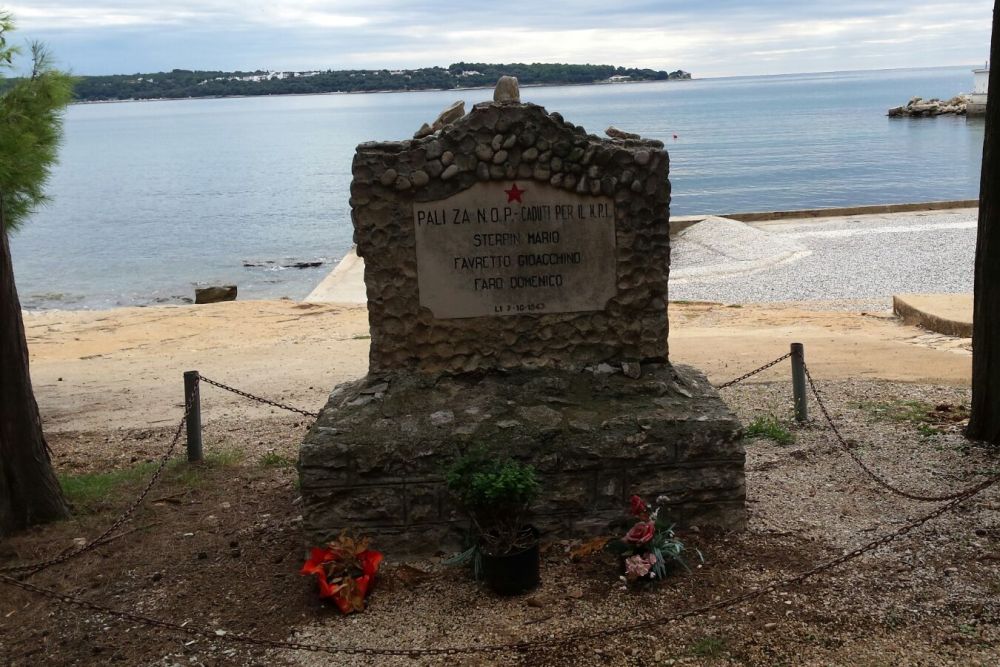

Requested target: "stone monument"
[{"left": 300, "top": 79, "right": 745, "bottom": 554}]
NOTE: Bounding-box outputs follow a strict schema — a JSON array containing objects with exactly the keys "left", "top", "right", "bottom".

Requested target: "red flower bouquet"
[
  {"left": 301, "top": 532, "right": 383, "bottom": 614},
  {"left": 606, "top": 495, "right": 699, "bottom": 586}
]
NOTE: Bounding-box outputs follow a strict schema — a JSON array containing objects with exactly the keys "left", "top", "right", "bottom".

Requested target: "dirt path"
[{"left": 24, "top": 299, "right": 969, "bottom": 433}]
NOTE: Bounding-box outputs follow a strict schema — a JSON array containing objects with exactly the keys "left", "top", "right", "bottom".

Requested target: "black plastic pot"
[{"left": 480, "top": 527, "right": 540, "bottom": 596}]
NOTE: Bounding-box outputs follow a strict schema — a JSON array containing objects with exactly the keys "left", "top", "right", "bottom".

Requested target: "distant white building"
[
  {"left": 607, "top": 75, "right": 631, "bottom": 83},
  {"left": 969, "top": 64, "right": 989, "bottom": 115}
]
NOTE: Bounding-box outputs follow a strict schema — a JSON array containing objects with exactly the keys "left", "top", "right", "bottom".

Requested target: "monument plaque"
[
  {"left": 301, "top": 79, "right": 747, "bottom": 555},
  {"left": 413, "top": 181, "right": 616, "bottom": 319}
]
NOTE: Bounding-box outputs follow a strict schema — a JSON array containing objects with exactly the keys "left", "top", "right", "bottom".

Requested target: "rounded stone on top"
[
  {"left": 379, "top": 168, "right": 398, "bottom": 186},
  {"left": 494, "top": 76, "right": 520, "bottom": 103},
  {"left": 411, "top": 170, "right": 430, "bottom": 187},
  {"left": 606, "top": 126, "right": 640, "bottom": 140}
]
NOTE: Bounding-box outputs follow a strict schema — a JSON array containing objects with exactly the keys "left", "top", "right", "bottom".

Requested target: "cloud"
[{"left": 7, "top": 0, "right": 994, "bottom": 76}]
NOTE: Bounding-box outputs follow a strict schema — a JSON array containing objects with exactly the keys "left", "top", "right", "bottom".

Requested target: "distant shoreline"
[{"left": 71, "top": 78, "right": 691, "bottom": 106}]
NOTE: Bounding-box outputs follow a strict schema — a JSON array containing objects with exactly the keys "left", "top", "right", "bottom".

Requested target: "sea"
[{"left": 10, "top": 66, "right": 985, "bottom": 310}]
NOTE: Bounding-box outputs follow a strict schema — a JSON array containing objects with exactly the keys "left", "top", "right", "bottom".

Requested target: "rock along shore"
[{"left": 887, "top": 95, "right": 969, "bottom": 117}]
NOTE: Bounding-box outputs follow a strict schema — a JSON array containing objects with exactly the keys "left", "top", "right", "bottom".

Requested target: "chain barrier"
[
  {"left": 802, "top": 363, "right": 978, "bottom": 503},
  {"left": 1, "top": 468, "right": 996, "bottom": 657},
  {"left": 199, "top": 375, "right": 320, "bottom": 419},
  {"left": 2, "top": 357, "right": 995, "bottom": 657},
  {"left": 0, "top": 398, "right": 192, "bottom": 577},
  {"left": 714, "top": 353, "right": 792, "bottom": 389},
  {"left": 0, "top": 373, "right": 313, "bottom": 578},
  {"left": 713, "top": 351, "right": 980, "bottom": 503}
]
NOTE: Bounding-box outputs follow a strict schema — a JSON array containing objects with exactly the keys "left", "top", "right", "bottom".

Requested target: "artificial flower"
[
  {"left": 300, "top": 542, "right": 383, "bottom": 614},
  {"left": 623, "top": 520, "right": 656, "bottom": 545},
  {"left": 624, "top": 553, "right": 658, "bottom": 579},
  {"left": 629, "top": 494, "right": 648, "bottom": 517}
]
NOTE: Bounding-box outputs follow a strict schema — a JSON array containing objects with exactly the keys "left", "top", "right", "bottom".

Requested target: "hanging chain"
[
  {"left": 715, "top": 352, "right": 792, "bottom": 389},
  {"left": 3, "top": 357, "right": 996, "bottom": 657},
  {"left": 1, "top": 371, "right": 316, "bottom": 579},
  {"left": 1, "top": 469, "right": 995, "bottom": 657},
  {"left": 803, "top": 363, "right": 977, "bottom": 502},
  {"left": 1, "top": 397, "right": 192, "bottom": 577},
  {"left": 199, "top": 375, "right": 320, "bottom": 419}
]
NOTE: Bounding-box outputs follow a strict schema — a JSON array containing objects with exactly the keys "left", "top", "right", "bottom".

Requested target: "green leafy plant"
[
  {"left": 445, "top": 448, "right": 539, "bottom": 555},
  {"left": 744, "top": 415, "right": 794, "bottom": 445}
]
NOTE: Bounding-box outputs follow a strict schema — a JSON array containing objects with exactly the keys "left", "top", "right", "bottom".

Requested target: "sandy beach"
[{"left": 24, "top": 298, "right": 970, "bottom": 435}]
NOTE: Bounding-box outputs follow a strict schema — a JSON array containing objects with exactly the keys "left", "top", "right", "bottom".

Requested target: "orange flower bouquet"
[{"left": 300, "top": 532, "right": 383, "bottom": 614}]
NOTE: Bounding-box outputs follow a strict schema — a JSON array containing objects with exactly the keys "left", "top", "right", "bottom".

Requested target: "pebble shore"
[{"left": 671, "top": 209, "right": 976, "bottom": 308}]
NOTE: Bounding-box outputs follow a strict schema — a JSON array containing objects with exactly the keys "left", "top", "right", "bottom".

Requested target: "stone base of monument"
[{"left": 300, "top": 363, "right": 745, "bottom": 555}]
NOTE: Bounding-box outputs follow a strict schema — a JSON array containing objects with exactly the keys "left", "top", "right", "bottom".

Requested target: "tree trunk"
[
  {"left": 0, "top": 203, "right": 69, "bottom": 537},
  {"left": 968, "top": 1, "right": 1000, "bottom": 445}
]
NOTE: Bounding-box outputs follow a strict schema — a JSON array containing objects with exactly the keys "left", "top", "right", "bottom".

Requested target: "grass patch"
[
  {"left": 259, "top": 452, "right": 296, "bottom": 468},
  {"left": 744, "top": 416, "right": 795, "bottom": 445},
  {"left": 59, "top": 462, "right": 160, "bottom": 510},
  {"left": 351, "top": 333, "right": 371, "bottom": 340},
  {"left": 857, "top": 399, "right": 934, "bottom": 424},
  {"left": 916, "top": 423, "right": 941, "bottom": 438},
  {"left": 59, "top": 450, "right": 244, "bottom": 512},
  {"left": 689, "top": 635, "right": 727, "bottom": 658},
  {"left": 855, "top": 399, "right": 969, "bottom": 437}
]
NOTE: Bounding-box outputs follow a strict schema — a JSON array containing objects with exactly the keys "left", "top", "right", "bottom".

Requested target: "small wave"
[
  {"left": 23, "top": 292, "right": 87, "bottom": 310},
  {"left": 242, "top": 258, "right": 327, "bottom": 270}
]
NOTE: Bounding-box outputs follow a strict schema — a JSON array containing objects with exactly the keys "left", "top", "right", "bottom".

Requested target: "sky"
[{"left": 6, "top": 1, "right": 995, "bottom": 77}]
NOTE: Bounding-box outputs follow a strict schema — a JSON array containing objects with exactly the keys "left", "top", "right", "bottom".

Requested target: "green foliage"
[
  {"left": 259, "top": 451, "right": 295, "bottom": 468},
  {"left": 689, "top": 635, "right": 727, "bottom": 658},
  {"left": 744, "top": 415, "right": 795, "bottom": 445},
  {"left": 445, "top": 448, "right": 539, "bottom": 554},
  {"left": 445, "top": 449, "right": 539, "bottom": 512},
  {"left": 55, "top": 62, "right": 687, "bottom": 103},
  {"left": 916, "top": 423, "right": 941, "bottom": 438},
  {"left": 855, "top": 399, "right": 969, "bottom": 437},
  {"left": 857, "top": 398, "right": 935, "bottom": 424},
  {"left": 59, "top": 462, "right": 160, "bottom": 510},
  {"left": 0, "top": 13, "right": 75, "bottom": 230},
  {"left": 58, "top": 450, "right": 241, "bottom": 512}
]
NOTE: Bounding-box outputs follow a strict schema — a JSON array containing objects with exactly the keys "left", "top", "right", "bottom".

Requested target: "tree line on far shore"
[{"left": 61, "top": 62, "right": 691, "bottom": 102}]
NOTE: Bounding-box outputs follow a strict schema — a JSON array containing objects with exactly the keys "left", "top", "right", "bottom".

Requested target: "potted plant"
[
  {"left": 445, "top": 448, "right": 541, "bottom": 595},
  {"left": 606, "top": 495, "right": 699, "bottom": 586}
]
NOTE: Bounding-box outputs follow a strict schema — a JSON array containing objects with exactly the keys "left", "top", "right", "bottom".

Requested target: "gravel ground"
[
  {"left": 2, "top": 377, "right": 996, "bottom": 666},
  {"left": 671, "top": 209, "right": 977, "bottom": 306},
  {"left": 281, "top": 378, "right": 999, "bottom": 667}
]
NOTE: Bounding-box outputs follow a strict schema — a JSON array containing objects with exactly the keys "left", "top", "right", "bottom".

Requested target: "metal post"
[
  {"left": 790, "top": 343, "right": 808, "bottom": 422},
  {"left": 183, "top": 371, "right": 203, "bottom": 462}
]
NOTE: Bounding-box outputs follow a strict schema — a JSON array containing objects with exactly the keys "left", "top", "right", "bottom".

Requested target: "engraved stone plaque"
[{"left": 413, "top": 181, "right": 617, "bottom": 319}]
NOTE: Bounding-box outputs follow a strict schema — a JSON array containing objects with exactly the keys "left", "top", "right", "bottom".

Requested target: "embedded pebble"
[
  {"left": 410, "top": 170, "right": 429, "bottom": 187},
  {"left": 379, "top": 168, "right": 398, "bottom": 186}
]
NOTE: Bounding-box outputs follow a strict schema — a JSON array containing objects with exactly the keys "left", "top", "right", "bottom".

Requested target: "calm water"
[{"left": 11, "top": 67, "right": 985, "bottom": 310}]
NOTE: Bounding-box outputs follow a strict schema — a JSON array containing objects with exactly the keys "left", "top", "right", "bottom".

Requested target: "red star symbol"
[{"left": 505, "top": 183, "right": 526, "bottom": 203}]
